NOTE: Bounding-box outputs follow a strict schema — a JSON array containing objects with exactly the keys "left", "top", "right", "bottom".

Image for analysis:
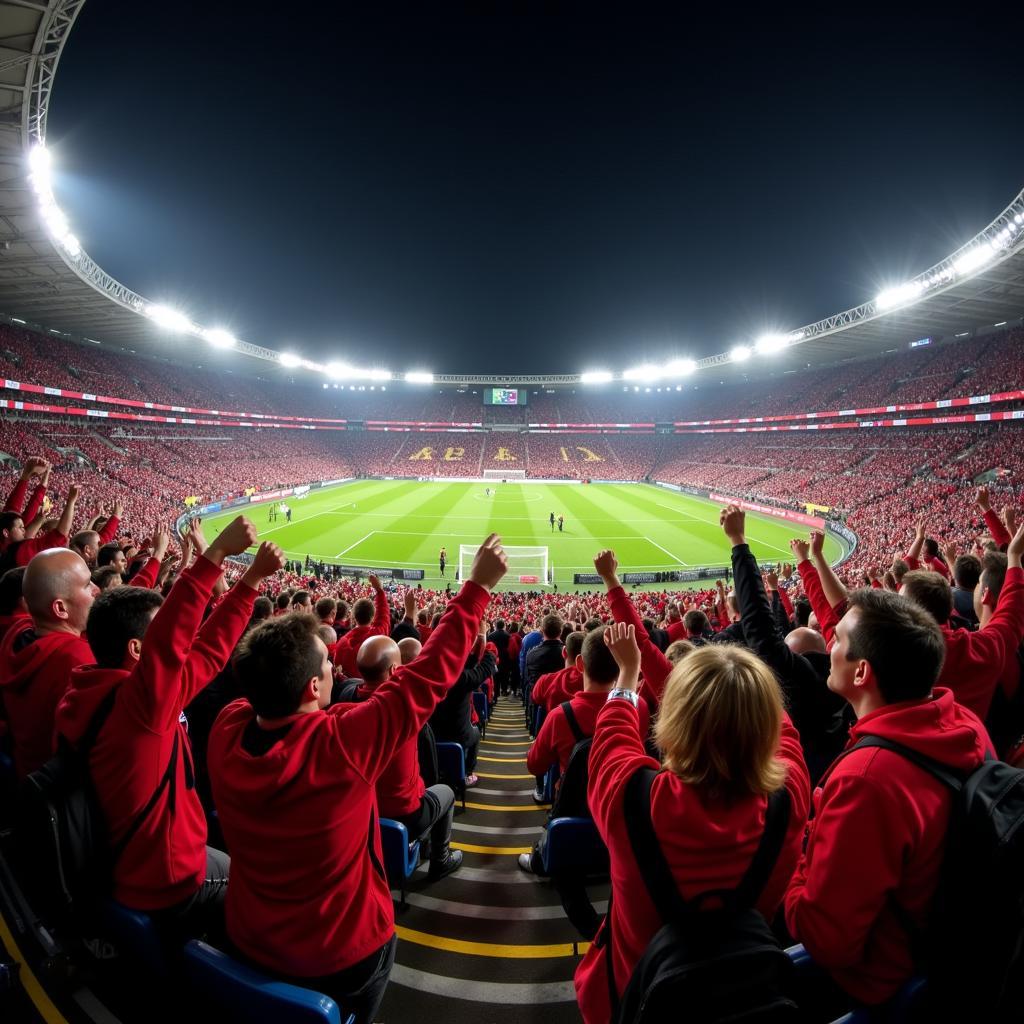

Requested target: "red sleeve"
[
  {"left": 98, "top": 515, "right": 121, "bottom": 545},
  {"left": 119, "top": 553, "right": 226, "bottom": 733},
  {"left": 959, "top": 567, "right": 1024, "bottom": 711},
  {"left": 870, "top": 579, "right": 883, "bottom": 589},
  {"left": 785, "top": 766, "right": 910, "bottom": 970},
  {"left": 607, "top": 585, "right": 673, "bottom": 709},
  {"left": 531, "top": 671, "right": 554, "bottom": 705},
  {"left": 14, "top": 531, "right": 68, "bottom": 566},
  {"left": 331, "top": 581, "right": 490, "bottom": 783},
  {"left": 22, "top": 485, "right": 46, "bottom": 524},
  {"left": 922, "top": 556, "right": 951, "bottom": 580},
  {"left": 797, "top": 559, "right": 840, "bottom": 648},
  {"left": 984, "top": 509, "right": 1012, "bottom": 550},
  {"left": 4, "top": 476, "right": 28, "bottom": 515},
  {"left": 587, "top": 698, "right": 660, "bottom": 845},
  {"left": 129, "top": 556, "right": 161, "bottom": 590},
  {"left": 526, "top": 708, "right": 561, "bottom": 776},
  {"left": 372, "top": 588, "right": 391, "bottom": 636},
  {"left": 777, "top": 586, "right": 794, "bottom": 619},
  {"left": 903, "top": 553, "right": 921, "bottom": 570}
]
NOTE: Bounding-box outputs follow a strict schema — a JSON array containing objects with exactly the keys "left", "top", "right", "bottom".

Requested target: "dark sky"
[{"left": 47, "top": 6, "right": 1024, "bottom": 375}]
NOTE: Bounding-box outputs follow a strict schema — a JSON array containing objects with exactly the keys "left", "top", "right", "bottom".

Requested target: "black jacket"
[
  {"left": 487, "top": 628, "right": 511, "bottom": 663},
  {"left": 430, "top": 651, "right": 497, "bottom": 749},
  {"left": 390, "top": 618, "right": 420, "bottom": 642},
  {"left": 730, "top": 543, "right": 848, "bottom": 783},
  {"left": 525, "top": 638, "right": 565, "bottom": 692}
]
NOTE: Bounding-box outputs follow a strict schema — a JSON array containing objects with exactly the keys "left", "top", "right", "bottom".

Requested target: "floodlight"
[
  {"left": 623, "top": 363, "right": 660, "bottom": 381},
  {"left": 145, "top": 304, "right": 193, "bottom": 332},
  {"left": 28, "top": 144, "right": 51, "bottom": 177},
  {"left": 729, "top": 345, "right": 752, "bottom": 362},
  {"left": 325, "top": 361, "right": 351, "bottom": 379},
  {"left": 876, "top": 281, "right": 925, "bottom": 310},
  {"left": 368, "top": 368, "right": 392, "bottom": 381},
  {"left": 665, "top": 359, "right": 697, "bottom": 376},
  {"left": 279, "top": 352, "right": 302, "bottom": 368},
  {"left": 953, "top": 246, "right": 995, "bottom": 276},
  {"left": 203, "top": 328, "right": 237, "bottom": 349},
  {"left": 61, "top": 234, "right": 81, "bottom": 258},
  {"left": 754, "top": 334, "right": 789, "bottom": 355},
  {"left": 406, "top": 371, "right": 434, "bottom": 383},
  {"left": 581, "top": 370, "right": 613, "bottom": 384}
]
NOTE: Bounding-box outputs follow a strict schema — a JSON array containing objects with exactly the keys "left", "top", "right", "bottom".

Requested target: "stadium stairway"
[{"left": 379, "top": 695, "right": 601, "bottom": 1023}]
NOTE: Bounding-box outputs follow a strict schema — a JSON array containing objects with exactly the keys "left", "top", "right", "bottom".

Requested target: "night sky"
[{"left": 47, "top": 7, "right": 1024, "bottom": 375}]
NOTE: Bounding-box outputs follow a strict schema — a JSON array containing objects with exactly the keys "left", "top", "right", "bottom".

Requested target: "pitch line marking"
[
  {"left": 644, "top": 536, "right": 688, "bottom": 566},
  {"left": 335, "top": 531, "right": 375, "bottom": 557}
]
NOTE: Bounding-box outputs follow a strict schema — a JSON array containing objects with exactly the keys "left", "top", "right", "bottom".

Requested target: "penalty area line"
[
  {"left": 336, "top": 531, "right": 376, "bottom": 557},
  {"left": 644, "top": 536, "right": 688, "bottom": 566}
]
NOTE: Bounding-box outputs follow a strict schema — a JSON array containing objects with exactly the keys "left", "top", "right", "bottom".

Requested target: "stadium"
[{"left": 0, "top": 4, "right": 1022, "bottom": 1024}]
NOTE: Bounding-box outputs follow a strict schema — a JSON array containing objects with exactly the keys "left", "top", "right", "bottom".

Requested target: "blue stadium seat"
[
  {"left": 472, "top": 690, "right": 488, "bottom": 737},
  {"left": 379, "top": 817, "right": 421, "bottom": 907},
  {"left": 542, "top": 764, "right": 559, "bottom": 802},
  {"left": 183, "top": 940, "right": 354, "bottom": 1024},
  {"left": 531, "top": 704, "right": 545, "bottom": 737},
  {"left": 98, "top": 900, "right": 167, "bottom": 977},
  {"left": 540, "top": 816, "right": 608, "bottom": 875},
  {"left": 436, "top": 741, "right": 467, "bottom": 808}
]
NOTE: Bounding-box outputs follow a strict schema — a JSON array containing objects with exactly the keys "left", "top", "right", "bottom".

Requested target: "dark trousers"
[
  {"left": 465, "top": 726, "right": 480, "bottom": 774},
  {"left": 396, "top": 784, "right": 455, "bottom": 865},
  {"left": 148, "top": 846, "right": 230, "bottom": 948}
]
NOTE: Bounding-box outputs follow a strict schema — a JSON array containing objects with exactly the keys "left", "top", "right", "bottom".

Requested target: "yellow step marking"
[
  {"left": 476, "top": 771, "right": 535, "bottom": 780},
  {"left": 480, "top": 739, "right": 533, "bottom": 747},
  {"left": 478, "top": 755, "right": 527, "bottom": 763},
  {"left": 395, "top": 925, "right": 589, "bottom": 959},
  {"left": 451, "top": 840, "right": 533, "bottom": 855},
  {"left": 464, "top": 801, "right": 550, "bottom": 812},
  {"left": 0, "top": 909, "right": 69, "bottom": 1024}
]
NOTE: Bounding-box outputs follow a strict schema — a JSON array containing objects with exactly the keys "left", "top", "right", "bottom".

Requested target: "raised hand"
[
  {"left": 975, "top": 486, "right": 991, "bottom": 513},
  {"left": 368, "top": 573, "right": 384, "bottom": 593},
  {"left": 915, "top": 519, "right": 926, "bottom": 541},
  {"left": 720, "top": 504, "right": 746, "bottom": 546},
  {"left": 242, "top": 541, "right": 286, "bottom": 585},
  {"left": 764, "top": 570, "right": 779, "bottom": 590},
  {"left": 809, "top": 530, "right": 825, "bottom": 559},
  {"left": 789, "top": 537, "right": 810, "bottom": 562},
  {"left": 112, "top": 500, "right": 124, "bottom": 519},
  {"left": 206, "top": 516, "right": 258, "bottom": 562},
  {"left": 469, "top": 533, "right": 508, "bottom": 592},
  {"left": 151, "top": 524, "right": 171, "bottom": 561},
  {"left": 1004, "top": 506, "right": 1018, "bottom": 537},
  {"left": 1007, "top": 521, "right": 1024, "bottom": 569},
  {"left": 603, "top": 622, "right": 641, "bottom": 690},
  {"left": 404, "top": 589, "right": 417, "bottom": 619},
  {"left": 594, "top": 549, "right": 619, "bottom": 588},
  {"left": 781, "top": 562, "right": 793, "bottom": 580},
  {"left": 941, "top": 542, "right": 957, "bottom": 567}
]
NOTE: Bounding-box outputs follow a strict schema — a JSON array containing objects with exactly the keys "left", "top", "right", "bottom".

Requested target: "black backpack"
[
  {"left": 601, "top": 767, "right": 797, "bottom": 1024},
  {"left": 18, "top": 688, "right": 180, "bottom": 920},
  {"left": 548, "top": 701, "right": 589, "bottom": 819},
  {"left": 844, "top": 735, "right": 1024, "bottom": 1017}
]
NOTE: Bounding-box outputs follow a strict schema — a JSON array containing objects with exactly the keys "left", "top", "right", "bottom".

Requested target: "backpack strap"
[
  {"left": 733, "top": 785, "right": 792, "bottom": 908},
  {"left": 560, "top": 700, "right": 585, "bottom": 745},
  {"left": 846, "top": 735, "right": 965, "bottom": 791},
  {"left": 110, "top": 728, "right": 180, "bottom": 863}
]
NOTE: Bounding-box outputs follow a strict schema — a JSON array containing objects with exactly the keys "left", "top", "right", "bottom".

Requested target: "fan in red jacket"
[
  {"left": 0, "top": 482, "right": 80, "bottom": 570},
  {"left": 574, "top": 616, "right": 810, "bottom": 1024},
  {"left": 206, "top": 534, "right": 507, "bottom": 1024},
  {"left": 1, "top": 457, "right": 49, "bottom": 541},
  {"left": 330, "top": 575, "right": 390, "bottom": 678},
  {"left": 0, "top": 566, "right": 30, "bottom": 648},
  {"left": 0, "top": 547, "right": 98, "bottom": 778},
  {"left": 530, "top": 631, "right": 585, "bottom": 712},
  {"left": 54, "top": 517, "right": 280, "bottom": 936},
  {"left": 522, "top": 627, "right": 653, "bottom": 874},
  {"left": 899, "top": 521, "right": 1024, "bottom": 722},
  {"left": 70, "top": 501, "right": 124, "bottom": 567},
  {"left": 785, "top": 586, "right": 990, "bottom": 1013}
]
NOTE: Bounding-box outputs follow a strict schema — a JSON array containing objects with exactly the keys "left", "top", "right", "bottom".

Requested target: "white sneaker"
[
  {"left": 532, "top": 788, "right": 545, "bottom": 803},
  {"left": 518, "top": 853, "right": 535, "bottom": 873}
]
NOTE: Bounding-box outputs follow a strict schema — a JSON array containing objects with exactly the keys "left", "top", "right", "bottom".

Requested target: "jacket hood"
[
  {"left": 0, "top": 629, "right": 83, "bottom": 691},
  {"left": 849, "top": 687, "right": 989, "bottom": 773},
  {"left": 56, "top": 664, "right": 130, "bottom": 748}
]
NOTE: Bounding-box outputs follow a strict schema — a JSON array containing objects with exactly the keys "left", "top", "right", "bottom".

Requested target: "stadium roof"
[{"left": 0, "top": 0, "right": 1021, "bottom": 389}]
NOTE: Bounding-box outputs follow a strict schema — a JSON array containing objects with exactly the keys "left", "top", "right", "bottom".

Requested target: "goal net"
[
  {"left": 460, "top": 544, "right": 551, "bottom": 586},
  {"left": 483, "top": 469, "right": 525, "bottom": 480}
]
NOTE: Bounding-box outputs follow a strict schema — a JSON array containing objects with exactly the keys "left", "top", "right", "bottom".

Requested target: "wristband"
[{"left": 607, "top": 687, "right": 639, "bottom": 707}]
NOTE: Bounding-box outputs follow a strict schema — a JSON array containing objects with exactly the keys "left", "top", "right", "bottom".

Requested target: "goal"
[
  {"left": 460, "top": 544, "right": 551, "bottom": 586},
  {"left": 483, "top": 469, "right": 525, "bottom": 480}
]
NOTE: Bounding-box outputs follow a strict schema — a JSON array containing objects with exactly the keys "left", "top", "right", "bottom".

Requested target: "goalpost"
[
  {"left": 483, "top": 469, "right": 525, "bottom": 480},
  {"left": 460, "top": 544, "right": 551, "bottom": 586}
]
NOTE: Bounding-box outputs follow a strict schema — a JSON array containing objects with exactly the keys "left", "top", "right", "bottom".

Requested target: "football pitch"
[{"left": 201, "top": 480, "right": 843, "bottom": 590}]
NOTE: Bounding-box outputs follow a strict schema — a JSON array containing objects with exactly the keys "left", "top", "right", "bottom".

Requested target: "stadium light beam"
[
  {"left": 202, "top": 327, "right": 237, "bottom": 349},
  {"left": 730, "top": 345, "right": 752, "bottom": 363},
  {"left": 623, "top": 363, "right": 661, "bottom": 381},
  {"left": 875, "top": 281, "right": 925, "bottom": 310},
  {"left": 581, "top": 370, "right": 613, "bottom": 384},
  {"left": 664, "top": 359, "right": 697, "bottom": 377},
  {"left": 145, "top": 304, "right": 194, "bottom": 333},
  {"left": 405, "top": 371, "right": 435, "bottom": 384},
  {"left": 279, "top": 352, "right": 302, "bottom": 368},
  {"left": 754, "top": 334, "right": 790, "bottom": 355},
  {"left": 953, "top": 245, "right": 996, "bottom": 276}
]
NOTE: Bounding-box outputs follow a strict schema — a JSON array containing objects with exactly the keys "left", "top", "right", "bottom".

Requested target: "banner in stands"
[
  {"left": 709, "top": 493, "right": 825, "bottom": 530},
  {"left": 674, "top": 388, "right": 1024, "bottom": 426},
  {"left": 329, "top": 566, "right": 425, "bottom": 581},
  {"left": 574, "top": 567, "right": 730, "bottom": 585},
  {"left": 675, "top": 409, "right": 1024, "bottom": 434}
]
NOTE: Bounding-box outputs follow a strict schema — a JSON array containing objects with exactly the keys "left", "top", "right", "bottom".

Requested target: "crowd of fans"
[{"left": 1, "top": 445, "right": 1021, "bottom": 1021}]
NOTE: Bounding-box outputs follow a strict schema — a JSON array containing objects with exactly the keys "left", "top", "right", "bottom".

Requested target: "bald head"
[
  {"left": 786, "top": 626, "right": 827, "bottom": 656},
  {"left": 23, "top": 548, "right": 97, "bottom": 634},
  {"left": 357, "top": 635, "right": 401, "bottom": 682},
  {"left": 397, "top": 636, "right": 422, "bottom": 665}
]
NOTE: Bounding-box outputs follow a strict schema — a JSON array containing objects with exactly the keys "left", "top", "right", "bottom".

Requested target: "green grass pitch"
[{"left": 201, "top": 480, "right": 843, "bottom": 591}]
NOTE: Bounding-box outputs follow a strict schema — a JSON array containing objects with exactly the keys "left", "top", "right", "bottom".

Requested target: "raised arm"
[
  {"left": 4, "top": 457, "right": 46, "bottom": 514},
  {"left": 976, "top": 486, "right": 1011, "bottom": 550},
  {"left": 792, "top": 537, "right": 840, "bottom": 648},
  {"left": 129, "top": 524, "right": 171, "bottom": 590},
  {"left": 368, "top": 574, "right": 391, "bottom": 635},
  {"left": 337, "top": 535, "right": 505, "bottom": 783},
  {"left": 596, "top": 548, "right": 673, "bottom": 709},
  {"left": 809, "top": 530, "right": 848, "bottom": 614},
  {"left": 97, "top": 500, "right": 123, "bottom": 545},
  {"left": 904, "top": 519, "right": 926, "bottom": 566},
  {"left": 21, "top": 464, "right": 50, "bottom": 524}
]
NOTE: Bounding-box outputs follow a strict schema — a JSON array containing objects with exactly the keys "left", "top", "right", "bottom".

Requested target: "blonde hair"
[
  {"left": 653, "top": 644, "right": 787, "bottom": 801},
  {"left": 664, "top": 638, "right": 695, "bottom": 664}
]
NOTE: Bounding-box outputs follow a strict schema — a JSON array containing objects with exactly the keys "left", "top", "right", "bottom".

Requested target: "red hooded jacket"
[
  {"left": 531, "top": 664, "right": 583, "bottom": 713},
  {"left": 785, "top": 688, "right": 989, "bottom": 1005},
  {"left": 0, "top": 626, "right": 93, "bottom": 778},
  {"left": 575, "top": 700, "right": 810, "bottom": 1024},
  {"left": 54, "top": 555, "right": 256, "bottom": 910},
  {"left": 207, "top": 580, "right": 490, "bottom": 978},
  {"left": 330, "top": 589, "right": 390, "bottom": 679}
]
